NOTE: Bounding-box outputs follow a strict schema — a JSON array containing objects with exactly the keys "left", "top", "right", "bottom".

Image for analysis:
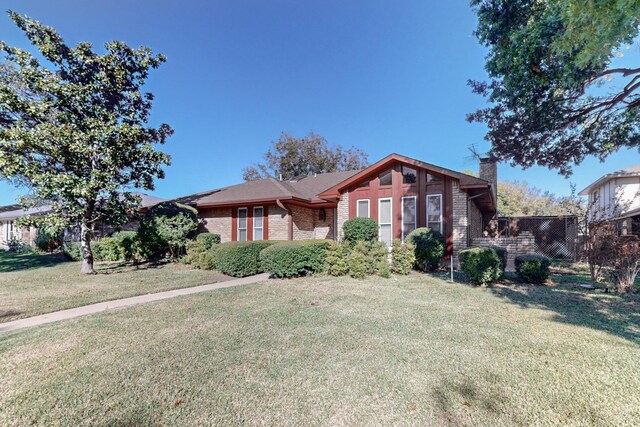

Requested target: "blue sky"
[{"left": 0, "top": 0, "right": 638, "bottom": 205}]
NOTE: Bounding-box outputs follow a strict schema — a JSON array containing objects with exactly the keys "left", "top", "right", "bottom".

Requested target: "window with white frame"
[
  {"left": 378, "top": 198, "right": 392, "bottom": 247},
  {"left": 253, "top": 206, "right": 264, "bottom": 240},
  {"left": 237, "top": 208, "right": 248, "bottom": 241},
  {"left": 427, "top": 194, "right": 442, "bottom": 233},
  {"left": 402, "top": 196, "right": 416, "bottom": 241},
  {"left": 357, "top": 199, "right": 370, "bottom": 218}
]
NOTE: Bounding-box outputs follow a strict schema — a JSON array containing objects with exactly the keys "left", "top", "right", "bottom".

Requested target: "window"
[
  {"left": 402, "top": 166, "right": 417, "bottom": 184},
  {"left": 357, "top": 180, "right": 370, "bottom": 188},
  {"left": 378, "top": 198, "right": 392, "bottom": 247},
  {"left": 427, "top": 173, "right": 442, "bottom": 183},
  {"left": 357, "top": 199, "right": 370, "bottom": 218},
  {"left": 402, "top": 196, "right": 416, "bottom": 241},
  {"left": 426, "top": 194, "right": 442, "bottom": 233},
  {"left": 237, "top": 208, "right": 247, "bottom": 241},
  {"left": 379, "top": 169, "right": 392, "bottom": 186},
  {"left": 253, "top": 206, "right": 264, "bottom": 240}
]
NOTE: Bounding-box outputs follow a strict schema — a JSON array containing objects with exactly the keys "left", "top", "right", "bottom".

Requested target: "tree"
[
  {"left": 243, "top": 131, "right": 368, "bottom": 181},
  {"left": 497, "top": 180, "right": 580, "bottom": 216},
  {"left": 0, "top": 12, "right": 172, "bottom": 273},
  {"left": 468, "top": 0, "right": 640, "bottom": 175}
]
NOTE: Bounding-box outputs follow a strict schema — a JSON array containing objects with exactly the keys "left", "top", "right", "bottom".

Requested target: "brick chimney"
[{"left": 478, "top": 157, "right": 497, "bottom": 202}]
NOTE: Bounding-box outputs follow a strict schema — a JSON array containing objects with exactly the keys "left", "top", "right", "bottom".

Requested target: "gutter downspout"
[{"left": 276, "top": 199, "right": 293, "bottom": 240}]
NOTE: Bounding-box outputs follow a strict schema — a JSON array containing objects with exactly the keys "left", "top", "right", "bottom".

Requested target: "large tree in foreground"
[
  {"left": 0, "top": 12, "right": 172, "bottom": 273},
  {"left": 243, "top": 131, "right": 368, "bottom": 181},
  {"left": 468, "top": 0, "right": 640, "bottom": 175}
]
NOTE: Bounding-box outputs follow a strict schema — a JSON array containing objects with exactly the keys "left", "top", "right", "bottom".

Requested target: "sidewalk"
[{"left": 0, "top": 273, "right": 270, "bottom": 332}]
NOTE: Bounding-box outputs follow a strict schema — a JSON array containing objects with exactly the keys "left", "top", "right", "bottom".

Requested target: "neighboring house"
[
  {"left": 176, "top": 153, "right": 498, "bottom": 260},
  {"left": 579, "top": 165, "right": 640, "bottom": 235},
  {"left": 0, "top": 193, "right": 165, "bottom": 250}
]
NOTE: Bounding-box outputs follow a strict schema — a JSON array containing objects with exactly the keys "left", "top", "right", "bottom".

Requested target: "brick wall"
[
  {"left": 291, "top": 205, "right": 315, "bottom": 240},
  {"left": 471, "top": 231, "right": 537, "bottom": 271},
  {"left": 336, "top": 192, "right": 349, "bottom": 241},
  {"left": 200, "top": 207, "right": 232, "bottom": 243},
  {"left": 268, "top": 205, "right": 289, "bottom": 240},
  {"left": 469, "top": 200, "right": 484, "bottom": 239},
  {"left": 452, "top": 180, "right": 468, "bottom": 266}
]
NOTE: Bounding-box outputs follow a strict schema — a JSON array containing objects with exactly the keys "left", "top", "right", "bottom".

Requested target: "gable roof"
[
  {"left": 176, "top": 170, "right": 361, "bottom": 207},
  {"left": 579, "top": 165, "right": 640, "bottom": 195},
  {"left": 317, "top": 153, "right": 493, "bottom": 197}
]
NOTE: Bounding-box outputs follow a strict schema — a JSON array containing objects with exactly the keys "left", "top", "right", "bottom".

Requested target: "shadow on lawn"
[
  {"left": 490, "top": 284, "right": 640, "bottom": 345},
  {"left": 0, "top": 251, "right": 69, "bottom": 273}
]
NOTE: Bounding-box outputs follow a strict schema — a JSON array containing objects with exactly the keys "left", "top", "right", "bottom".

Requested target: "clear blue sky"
[{"left": 1, "top": 0, "right": 638, "bottom": 205}]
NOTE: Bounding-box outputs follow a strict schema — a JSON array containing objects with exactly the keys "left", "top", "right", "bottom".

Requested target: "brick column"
[
  {"left": 336, "top": 191, "right": 350, "bottom": 241},
  {"left": 452, "top": 181, "right": 468, "bottom": 268}
]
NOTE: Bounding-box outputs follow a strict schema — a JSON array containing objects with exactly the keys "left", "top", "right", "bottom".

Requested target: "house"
[
  {"left": 177, "top": 153, "right": 498, "bottom": 260},
  {"left": 0, "top": 193, "right": 165, "bottom": 250},
  {"left": 579, "top": 165, "right": 640, "bottom": 235}
]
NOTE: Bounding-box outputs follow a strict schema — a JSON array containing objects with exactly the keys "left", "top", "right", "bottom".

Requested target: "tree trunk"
[{"left": 80, "top": 223, "right": 95, "bottom": 274}]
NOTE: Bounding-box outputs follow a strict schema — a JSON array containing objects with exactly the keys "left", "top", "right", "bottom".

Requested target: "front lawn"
[
  {"left": 0, "top": 251, "right": 227, "bottom": 322},
  {"left": 1, "top": 273, "right": 638, "bottom": 425}
]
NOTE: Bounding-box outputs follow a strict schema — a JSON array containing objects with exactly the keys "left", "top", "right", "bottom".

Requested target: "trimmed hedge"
[
  {"left": 326, "top": 241, "right": 350, "bottom": 276},
  {"left": 196, "top": 232, "right": 221, "bottom": 249},
  {"left": 406, "top": 227, "right": 445, "bottom": 271},
  {"left": 515, "top": 255, "right": 551, "bottom": 284},
  {"left": 216, "top": 241, "right": 275, "bottom": 277},
  {"left": 391, "top": 240, "right": 415, "bottom": 275},
  {"left": 94, "top": 232, "right": 139, "bottom": 262},
  {"left": 62, "top": 242, "right": 82, "bottom": 261},
  {"left": 343, "top": 217, "right": 378, "bottom": 242},
  {"left": 260, "top": 240, "right": 330, "bottom": 278},
  {"left": 459, "top": 247, "right": 502, "bottom": 285}
]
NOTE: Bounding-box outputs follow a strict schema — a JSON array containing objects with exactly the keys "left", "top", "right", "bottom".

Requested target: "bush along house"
[{"left": 176, "top": 153, "right": 498, "bottom": 264}]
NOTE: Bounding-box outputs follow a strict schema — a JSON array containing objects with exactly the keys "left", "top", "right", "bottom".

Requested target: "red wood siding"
[{"left": 346, "top": 160, "right": 453, "bottom": 255}]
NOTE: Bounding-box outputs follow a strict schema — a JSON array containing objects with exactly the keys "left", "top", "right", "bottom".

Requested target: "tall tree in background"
[
  {"left": 497, "top": 180, "right": 581, "bottom": 216},
  {"left": 243, "top": 131, "right": 368, "bottom": 181},
  {"left": 469, "top": 0, "right": 640, "bottom": 175},
  {"left": 0, "top": 12, "right": 172, "bottom": 273}
]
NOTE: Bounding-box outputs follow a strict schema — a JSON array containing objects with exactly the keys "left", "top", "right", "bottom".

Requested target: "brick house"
[{"left": 177, "top": 153, "right": 498, "bottom": 259}]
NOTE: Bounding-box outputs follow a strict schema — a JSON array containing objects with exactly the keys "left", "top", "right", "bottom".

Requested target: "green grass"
[
  {"left": 0, "top": 251, "right": 227, "bottom": 322},
  {"left": 1, "top": 273, "right": 638, "bottom": 426}
]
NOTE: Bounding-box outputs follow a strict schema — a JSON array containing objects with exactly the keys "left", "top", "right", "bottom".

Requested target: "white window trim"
[
  {"left": 253, "top": 206, "right": 264, "bottom": 241},
  {"left": 378, "top": 197, "right": 393, "bottom": 246},
  {"left": 237, "top": 207, "right": 248, "bottom": 241},
  {"left": 401, "top": 196, "right": 417, "bottom": 242},
  {"left": 426, "top": 194, "right": 443, "bottom": 233},
  {"left": 357, "top": 199, "right": 370, "bottom": 218}
]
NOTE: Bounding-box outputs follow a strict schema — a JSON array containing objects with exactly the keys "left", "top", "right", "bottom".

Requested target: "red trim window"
[
  {"left": 253, "top": 206, "right": 264, "bottom": 240},
  {"left": 237, "top": 208, "right": 248, "bottom": 241}
]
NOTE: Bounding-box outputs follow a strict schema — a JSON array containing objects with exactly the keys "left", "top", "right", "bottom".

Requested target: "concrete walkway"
[{"left": 0, "top": 273, "right": 270, "bottom": 333}]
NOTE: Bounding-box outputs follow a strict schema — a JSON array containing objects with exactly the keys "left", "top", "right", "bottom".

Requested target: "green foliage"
[
  {"left": 62, "top": 242, "right": 82, "bottom": 261},
  {"left": 391, "top": 240, "right": 415, "bottom": 275},
  {"left": 493, "top": 246, "right": 508, "bottom": 278},
  {"left": 459, "top": 247, "right": 502, "bottom": 286},
  {"left": 346, "top": 242, "right": 370, "bottom": 279},
  {"left": 216, "top": 241, "right": 275, "bottom": 277},
  {"left": 326, "top": 241, "right": 350, "bottom": 276},
  {"left": 260, "top": 240, "right": 330, "bottom": 278},
  {"left": 0, "top": 12, "right": 172, "bottom": 272},
  {"left": 34, "top": 231, "right": 61, "bottom": 253},
  {"left": 469, "top": 0, "right": 640, "bottom": 175},
  {"left": 406, "top": 227, "right": 445, "bottom": 271},
  {"left": 6, "top": 236, "right": 24, "bottom": 252},
  {"left": 138, "top": 202, "right": 198, "bottom": 259},
  {"left": 515, "top": 255, "right": 551, "bottom": 284},
  {"left": 343, "top": 218, "right": 378, "bottom": 243},
  {"left": 242, "top": 131, "right": 368, "bottom": 181},
  {"left": 195, "top": 232, "right": 221, "bottom": 250},
  {"left": 498, "top": 180, "right": 583, "bottom": 216},
  {"left": 93, "top": 232, "right": 139, "bottom": 262}
]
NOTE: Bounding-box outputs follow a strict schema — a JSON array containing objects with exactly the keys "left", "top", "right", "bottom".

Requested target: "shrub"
[
  {"left": 216, "top": 241, "right": 275, "bottom": 277},
  {"left": 347, "top": 242, "right": 370, "bottom": 279},
  {"left": 62, "top": 242, "right": 82, "bottom": 261},
  {"left": 93, "top": 237, "right": 119, "bottom": 261},
  {"left": 515, "top": 255, "right": 551, "bottom": 284},
  {"left": 369, "top": 240, "right": 390, "bottom": 276},
  {"left": 326, "top": 241, "right": 350, "bottom": 276},
  {"left": 406, "top": 227, "right": 445, "bottom": 271},
  {"left": 608, "top": 236, "right": 640, "bottom": 293},
  {"left": 343, "top": 217, "right": 378, "bottom": 243},
  {"left": 34, "top": 231, "right": 61, "bottom": 253},
  {"left": 196, "top": 232, "right": 221, "bottom": 249},
  {"left": 194, "top": 249, "right": 217, "bottom": 270},
  {"left": 6, "top": 236, "right": 24, "bottom": 252},
  {"left": 391, "top": 240, "right": 415, "bottom": 275},
  {"left": 260, "top": 240, "right": 330, "bottom": 278},
  {"left": 93, "top": 231, "right": 139, "bottom": 262},
  {"left": 458, "top": 247, "right": 502, "bottom": 286},
  {"left": 493, "top": 246, "right": 508, "bottom": 277},
  {"left": 377, "top": 258, "right": 391, "bottom": 278},
  {"left": 138, "top": 202, "right": 199, "bottom": 259}
]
